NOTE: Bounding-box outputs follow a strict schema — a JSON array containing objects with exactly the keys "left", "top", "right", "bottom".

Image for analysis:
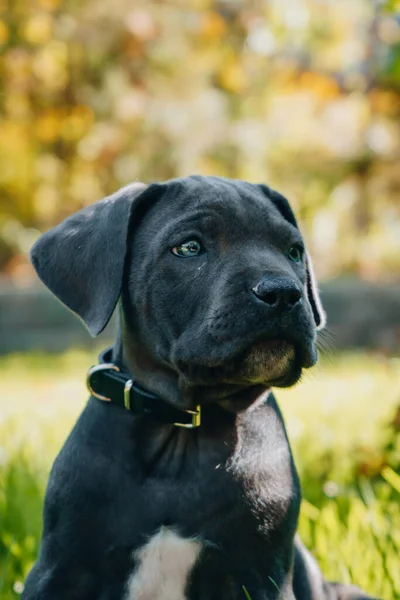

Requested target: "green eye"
[
  {"left": 288, "top": 244, "right": 303, "bottom": 263},
  {"left": 172, "top": 240, "right": 203, "bottom": 257}
]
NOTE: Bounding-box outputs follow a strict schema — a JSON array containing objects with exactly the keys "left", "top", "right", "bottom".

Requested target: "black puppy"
[{"left": 23, "top": 176, "right": 373, "bottom": 600}]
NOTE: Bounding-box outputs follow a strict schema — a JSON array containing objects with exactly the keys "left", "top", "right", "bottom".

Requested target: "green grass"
[{"left": 1, "top": 349, "right": 400, "bottom": 598}]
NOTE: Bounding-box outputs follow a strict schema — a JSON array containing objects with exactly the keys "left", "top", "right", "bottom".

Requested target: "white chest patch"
[{"left": 125, "top": 527, "right": 202, "bottom": 600}]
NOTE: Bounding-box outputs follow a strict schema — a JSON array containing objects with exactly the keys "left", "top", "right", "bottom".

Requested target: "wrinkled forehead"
[{"left": 147, "top": 176, "right": 297, "bottom": 234}]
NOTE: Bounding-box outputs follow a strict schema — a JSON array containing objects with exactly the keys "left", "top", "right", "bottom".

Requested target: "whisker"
[{"left": 319, "top": 328, "right": 336, "bottom": 344}]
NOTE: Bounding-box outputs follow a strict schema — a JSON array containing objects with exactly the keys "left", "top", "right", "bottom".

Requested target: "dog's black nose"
[{"left": 252, "top": 277, "right": 302, "bottom": 310}]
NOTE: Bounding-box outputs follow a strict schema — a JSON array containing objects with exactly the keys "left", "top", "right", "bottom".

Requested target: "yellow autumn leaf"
[
  {"left": 32, "top": 41, "right": 68, "bottom": 89},
  {"left": 300, "top": 71, "right": 340, "bottom": 100},
  {"left": 61, "top": 107, "right": 95, "bottom": 141},
  {"left": 200, "top": 12, "right": 227, "bottom": 39},
  {"left": 22, "top": 14, "right": 53, "bottom": 46},
  {"left": 35, "top": 112, "right": 62, "bottom": 143},
  {"left": 218, "top": 62, "right": 248, "bottom": 93},
  {"left": 0, "top": 19, "right": 9, "bottom": 46},
  {"left": 37, "top": 0, "right": 61, "bottom": 10}
]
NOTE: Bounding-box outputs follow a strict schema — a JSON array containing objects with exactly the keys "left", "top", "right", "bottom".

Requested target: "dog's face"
[{"left": 31, "top": 176, "right": 325, "bottom": 410}]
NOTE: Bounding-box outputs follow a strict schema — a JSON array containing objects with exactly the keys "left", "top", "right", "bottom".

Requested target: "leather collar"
[{"left": 86, "top": 347, "right": 201, "bottom": 428}]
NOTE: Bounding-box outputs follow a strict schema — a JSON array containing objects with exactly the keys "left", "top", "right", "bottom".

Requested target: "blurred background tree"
[{"left": 0, "top": 0, "right": 399, "bottom": 282}]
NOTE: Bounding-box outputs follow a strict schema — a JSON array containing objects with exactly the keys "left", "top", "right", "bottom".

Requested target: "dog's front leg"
[
  {"left": 22, "top": 544, "right": 136, "bottom": 600},
  {"left": 22, "top": 558, "right": 99, "bottom": 600}
]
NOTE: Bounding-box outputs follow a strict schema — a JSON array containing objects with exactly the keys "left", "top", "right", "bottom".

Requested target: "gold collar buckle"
[{"left": 174, "top": 406, "right": 201, "bottom": 428}]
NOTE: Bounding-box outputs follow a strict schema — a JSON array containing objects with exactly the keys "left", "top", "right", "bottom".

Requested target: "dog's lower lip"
[
  {"left": 214, "top": 338, "right": 295, "bottom": 371},
  {"left": 179, "top": 338, "right": 295, "bottom": 369},
  {"left": 269, "top": 367, "right": 301, "bottom": 387},
  {"left": 240, "top": 337, "right": 295, "bottom": 359}
]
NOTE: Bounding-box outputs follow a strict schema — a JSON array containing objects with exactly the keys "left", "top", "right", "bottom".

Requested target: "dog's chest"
[{"left": 124, "top": 528, "right": 202, "bottom": 600}]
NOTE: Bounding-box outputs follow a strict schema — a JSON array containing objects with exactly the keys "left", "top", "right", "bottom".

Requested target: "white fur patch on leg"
[{"left": 125, "top": 527, "right": 202, "bottom": 600}]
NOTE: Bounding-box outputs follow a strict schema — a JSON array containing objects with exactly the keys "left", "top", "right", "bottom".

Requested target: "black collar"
[{"left": 86, "top": 347, "right": 201, "bottom": 428}]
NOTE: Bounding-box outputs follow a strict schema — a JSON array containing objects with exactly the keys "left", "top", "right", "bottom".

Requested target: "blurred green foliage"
[
  {"left": 0, "top": 0, "right": 399, "bottom": 281},
  {"left": 0, "top": 349, "right": 400, "bottom": 598}
]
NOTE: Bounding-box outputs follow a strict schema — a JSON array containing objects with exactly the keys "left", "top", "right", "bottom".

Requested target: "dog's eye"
[
  {"left": 172, "top": 240, "right": 203, "bottom": 257},
  {"left": 288, "top": 244, "right": 304, "bottom": 263}
]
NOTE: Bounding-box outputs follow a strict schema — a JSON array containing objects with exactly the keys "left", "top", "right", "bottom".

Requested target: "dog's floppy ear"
[
  {"left": 258, "top": 184, "right": 326, "bottom": 330},
  {"left": 30, "top": 182, "right": 153, "bottom": 336}
]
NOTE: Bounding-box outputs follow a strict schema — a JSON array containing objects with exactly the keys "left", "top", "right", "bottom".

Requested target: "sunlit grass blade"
[
  {"left": 381, "top": 466, "right": 400, "bottom": 495},
  {"left": 242, "top": 585, "right": 252, "bottom": 599}
]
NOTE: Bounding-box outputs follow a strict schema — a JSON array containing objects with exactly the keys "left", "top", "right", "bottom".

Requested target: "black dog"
[{"left": 23, "top": 176, "right": 374, "bottom": 600}]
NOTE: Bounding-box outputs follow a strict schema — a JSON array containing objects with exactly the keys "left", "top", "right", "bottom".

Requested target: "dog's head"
[{"left": 31, "top": 176, "right": 325, "bottom": 410}]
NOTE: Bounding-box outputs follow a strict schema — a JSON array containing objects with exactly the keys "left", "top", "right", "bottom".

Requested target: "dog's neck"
[
  {"left": 111, "top": 317, "right": 125, "bottom": 367},
  {"left": 111, "top": 319, "right": 268, "bottom": 414}
]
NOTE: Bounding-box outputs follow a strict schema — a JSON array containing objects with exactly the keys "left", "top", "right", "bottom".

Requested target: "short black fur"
[{"left": 24, "top": 176, "right": 374, "bottom": 600}]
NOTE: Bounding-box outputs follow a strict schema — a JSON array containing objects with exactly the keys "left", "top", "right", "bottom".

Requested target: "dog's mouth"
[
  {"left": 175, "top": 335, "right": 312, "bottom": 391},
  {"left": 236, "top": 338, "right": 296, "bottom": 384}
]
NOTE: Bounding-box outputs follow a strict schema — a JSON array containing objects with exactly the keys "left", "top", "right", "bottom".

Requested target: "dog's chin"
[
  {"left": 182, "top": 340, "right": 304, "bottom": 409},
  {"left": 172, "top": 336, "right": 318, "bottom": 410},
  {"left": 235, "top": 339, "right": 298, "bottom": 385},
  {"left": 212, "top": 340, "right": 302, "bottom": 412}
]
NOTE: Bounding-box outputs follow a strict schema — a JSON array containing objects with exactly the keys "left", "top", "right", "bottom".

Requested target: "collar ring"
[{"left": 87, "top": 363, "right": 120, "bottom": 402}]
